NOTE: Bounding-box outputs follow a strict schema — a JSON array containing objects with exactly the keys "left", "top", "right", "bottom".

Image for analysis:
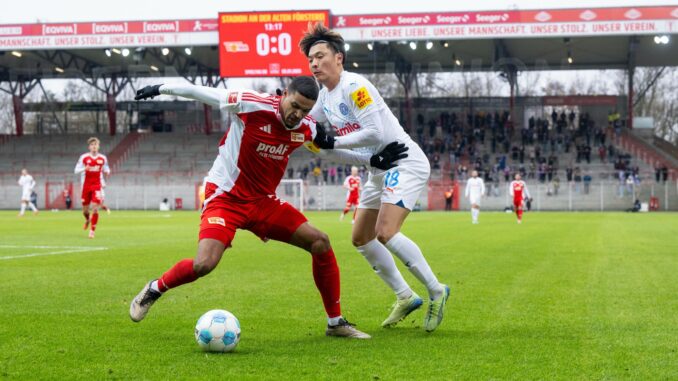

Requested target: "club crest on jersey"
[
  {"left": 227, "top": 92, "right": 238, "bottom": 104},
  {"left": 339, "top": 103, "right": 349, "bottom": 115},
  {"left": 208, "top": 217, "right": 225, "bottom": 226},
  {"left": 290, "top": 132, "right": 305, "bottom": 142},
  {"left": 350, "top": 87, "right": 373, "bottom": 110}
]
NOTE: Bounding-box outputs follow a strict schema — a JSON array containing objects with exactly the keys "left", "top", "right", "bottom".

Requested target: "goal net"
[{"left": 276, "top": 179, "right": 305, "bottom": 212}]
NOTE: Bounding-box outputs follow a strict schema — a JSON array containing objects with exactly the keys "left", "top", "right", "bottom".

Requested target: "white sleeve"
[
  {"left": 523, "top": 183, "right": 531, "bottom": 199},
  {"left": 464, "top": 183, "right": 469, "bottom": 198},
  {"left": 309, "top": 100, "right": 328, "bottom": 124},
  {"left": 159, "top": 84, "right": 238, "bottom": 112},
  {"left": 480, "top": 179, "right": 486, "bottom": 195},
  {"left": 317, "top": 149, "right": 371, "bottom": 166},
  {"left": 509, "top": 181, "right": 514, "bottom": 197},
  {"left": 29, "top": 177, "right": 36, "bottom": 189},
  {"left": 333, "top": 109, "right": 383, "bottom": 149},
  {"left": 343, "top": 176, "right": 350, "bottom": 188},
  {"left": 74, "top": 155, "right": 85, "bottom": 174}
]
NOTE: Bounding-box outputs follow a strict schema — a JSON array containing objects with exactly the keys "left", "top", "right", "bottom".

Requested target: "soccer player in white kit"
[
  {"left": 301, "top": 23, "right": 450, "bottom": 332},
  {"left": 17, "top": 169, "right": 39, "bottom": 216},
  {"left": 465, "top": 170, "right": 485, "bottom": 224}
]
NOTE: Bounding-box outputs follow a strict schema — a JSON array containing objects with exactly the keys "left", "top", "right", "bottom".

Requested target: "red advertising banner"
[{"left": 218, "top": 10, "right": 329, "bottom": 77}]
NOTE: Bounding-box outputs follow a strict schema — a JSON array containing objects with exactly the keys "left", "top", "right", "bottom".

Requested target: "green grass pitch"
[{"left": 1, "top": 210, "right": 677, "bottom": 380}]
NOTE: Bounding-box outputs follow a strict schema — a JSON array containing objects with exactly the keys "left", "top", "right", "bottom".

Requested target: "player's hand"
[
  {"left": 135, "top": 85, "right": 163, "bottom": 100},
  {"left": 313, "top": 125, "right": 335, "bottom": 149},
  {"left": 370, "top": 142, "right": 409, "bottom": 170}
]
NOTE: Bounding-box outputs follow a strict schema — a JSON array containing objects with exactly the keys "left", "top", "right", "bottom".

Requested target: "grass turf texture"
[{"left": 1, "top": 210, "right": 677, "bottom": 380}]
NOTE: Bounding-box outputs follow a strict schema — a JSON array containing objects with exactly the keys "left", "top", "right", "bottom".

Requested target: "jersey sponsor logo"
[
  {"left": 208, "top": 217, "right": 226, "bottom": 226},
  {"left": 259, "top": 124, "right": 272, "bottom": 134},
  {"left": 350, "top": 87, "right": 374, "bottom": 110},
  {"left": 290, "top": 132, "right": 305, "bottom": 142},
  {"left": 339, "top": 103, "right": 349, "bottom": 115},
  {"left": 227, "top": 92, "right": 238, "bottom": 104},
  {"left": 255, "top": 142, "right": 289, "bottom": 160},
  {"left": 334, "top": 122, "right": 361, "bottom": 136}
]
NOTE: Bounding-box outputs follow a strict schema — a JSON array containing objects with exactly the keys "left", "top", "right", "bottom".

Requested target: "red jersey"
[
  {"left": 75, "top": 153, "right": 110, "bottom": 189},
  {"left": 344, "top": 175, "right": 361, "bottom": 199},
  {"left": 205, "top": 90, "right": 314, "bottom": 201},
  {"left": 509, "top": 180, "right": 530, "bottom": 202}
]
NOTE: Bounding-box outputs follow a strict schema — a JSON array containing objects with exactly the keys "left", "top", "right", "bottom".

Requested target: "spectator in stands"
[
  {"left": 566, "top": 167, "right": 573, "bottom": 182},
  {"left": 599, "top": 145, "right": 607, "bottom": 163},
  {"left": 574, "top": 167, "right": 582, "bottom": 194},
  {"left": 63, "top": 189, "right": 72, "bottom": 210},
  {"left": 444, "top": 186, "right": 454, "bottom": 211},
  {"left": 655, "top": 166, "right": 662, "bottom": 182},
  {"left": 662, "top": 166, "right": 669, "bottom": 183},
  {"left": 625, "top": 173, "right": 634, "bottom": 197},
  {"left": 583, "top": 172, "right": 592, "bottom": 194},
  {"left": 328, "top": 165, "right": 337, "bottom": 185}
]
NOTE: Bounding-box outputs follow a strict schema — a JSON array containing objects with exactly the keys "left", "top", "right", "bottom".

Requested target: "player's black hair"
[
  {"left": 287, "top": 76, "right": 319, "bottom": 101},
  {"left": 299, "top": 22, "right": 346, "bottom": 64}
]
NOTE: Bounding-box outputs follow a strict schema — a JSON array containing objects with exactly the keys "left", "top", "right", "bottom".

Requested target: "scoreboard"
[{"left": 218, "top": 10, "right": 330, "bottom": 77}]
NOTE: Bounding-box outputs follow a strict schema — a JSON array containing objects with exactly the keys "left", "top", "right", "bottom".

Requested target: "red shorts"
[
  {"left": 81, "top": 186, "right": 103, "bottom": 206},
  {"left": 199, "top": 183, "right": 308, "bottom": 247},
  {"left": 513, "top": 198, "right": 523, "bottom": 209},
  {"left": 346, "top": 194, "right": 359, "bottom": 206}
]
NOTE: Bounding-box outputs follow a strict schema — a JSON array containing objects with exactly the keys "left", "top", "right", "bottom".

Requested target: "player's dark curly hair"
[
  {"left": 299, "top": 22, "right": 346, "bottom": 64},
  {"left": 288, "top": 76, "right": 319, "bottom": 101}
]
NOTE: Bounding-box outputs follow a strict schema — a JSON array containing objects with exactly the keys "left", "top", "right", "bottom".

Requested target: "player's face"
[
  {"left": 89, "top": 141, "right": 99, "bottom": 154},
  {"left": 351, "top": 168, "right": 358, "bottom": 176},
  {"left": 308, "top": 43, "right": 342, "bottom": 86},
  {"left": 280, "top": 90, "right": 315, "bottom": 128},
  {"left": 515, "top": 174, "right": 521, "bottom": 181}
]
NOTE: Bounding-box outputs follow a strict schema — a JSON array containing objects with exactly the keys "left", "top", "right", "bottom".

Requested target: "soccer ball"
[{"left": 194, "top": 309, "right": 241, "bottom": 353}]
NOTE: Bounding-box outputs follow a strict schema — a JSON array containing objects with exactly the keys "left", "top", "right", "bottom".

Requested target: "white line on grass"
[{"left": 0, "top": 245, "right": 108, "bottom": 260}]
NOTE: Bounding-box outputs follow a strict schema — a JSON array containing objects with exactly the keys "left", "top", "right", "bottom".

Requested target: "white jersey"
[
  {"left": 310, "top": 70, "right": 428, "bottom": 174},
  {"left": 465, "top": 177, "right": 485, "bottom": 199},
  {"left": 18, "top": 175, "right": 35, "bottom": 192}
]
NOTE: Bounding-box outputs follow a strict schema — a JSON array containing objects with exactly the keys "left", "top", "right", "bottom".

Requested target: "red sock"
[
  {"left": 91, "top": 212, "right": 99, "bottom": 231},
  {"left": 342, "top": 207, "right": 350, "bottom": 215},
  {"left": 312, "top": 249, "right": 341, "bottom": 318},
  {"left": 158, "top": 259, "right": 198, "bottom": 292},
  {"left": 517, "top": 209, "right": 523, "bottom": 221}
]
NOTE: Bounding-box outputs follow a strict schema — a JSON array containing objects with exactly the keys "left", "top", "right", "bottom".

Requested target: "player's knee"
[
  {"left": 193, "top": 256, "right": 217, "bottom": 277},
  {"left": 310, "top": 231, "right": 331, "bottom": 254},
  {"left": 375, "top": 227, "right": 397, "bottom": 245}
]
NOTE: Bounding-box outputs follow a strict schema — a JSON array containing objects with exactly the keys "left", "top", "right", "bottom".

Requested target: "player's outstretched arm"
[
  {"left": 135, "top": 84, "right": 225, "bottom": 108},
  {"left": 333, "top": 111, "right": 383, "bottom": 150}
]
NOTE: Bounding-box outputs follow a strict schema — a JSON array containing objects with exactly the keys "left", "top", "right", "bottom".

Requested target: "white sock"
[
  {"left": 385, "top": 233, "right": 444, "bottom": 300},
  {"left": 472, "top": 208, "right": 479, "bottom": 221},
  {"left": 29, "top": 202, "right": 38, "bottom": 212},
  {"left": 327, "top": 316, "right": 343, "bottom": 326},
  {"left": 356, "top": 238, "right": 412, "bottom": 299},
  {"left": 19, "top": 204, "right": 26, "bottom": 215}
]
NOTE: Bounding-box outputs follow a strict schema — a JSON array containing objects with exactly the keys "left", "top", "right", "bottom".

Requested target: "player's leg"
[
  {"left": 130, "top": 238, "right": 228, "bottom": 322},
  {"left": 81, "top": 188, "right": 91, "bottom": 229},
  {"left": 249, "top": 197, "right": 369, "bottom": 339},
  {"left": 377, "top": 167, "right": 450, "bottom": 332},
  {"left": 19, "top": 200, "right": 27, "bottom": 216},
  {"left": 340, "top": 199, "right": 351, "bottom": 221},
  {"left": 353, "top": 207, "right": 421, "bottom": 327}
]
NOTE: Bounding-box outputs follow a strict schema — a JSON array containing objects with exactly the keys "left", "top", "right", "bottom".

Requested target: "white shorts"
[
  {"left": 359, "top": 154, "right": 430, "bottom": 211},
  {"left": 469, "top": 195, "right": 481, "bottom": 206},
  {"left": 21, "top": 189, "right": 32, "bottom": 201}
]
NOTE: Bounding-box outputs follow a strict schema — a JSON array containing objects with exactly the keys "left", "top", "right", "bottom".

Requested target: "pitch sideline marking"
[{"left": 0, "top": 245, "right": 108, "bottom": 260}]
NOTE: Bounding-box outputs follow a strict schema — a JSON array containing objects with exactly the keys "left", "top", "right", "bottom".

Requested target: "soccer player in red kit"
[
  {"left": 74, "top": 137, "right": 110, "bottom": 238},
  {"left": 129, "top": 77, "right": 407, "bottom": 339},
  {"left": 340, "top": 166, "right": 361, "bottom": 223},
  {"left": 509, "top": 173, "right": 531, "bottom": 224}
]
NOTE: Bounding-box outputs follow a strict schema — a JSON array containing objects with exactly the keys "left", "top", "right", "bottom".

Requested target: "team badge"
[
  {"left": 227, "top": 92, "right": 238, "bottom": 104},
  {"left": 350, "top": 87, "right": 373, "bottom": 110},
  {"left": 208, "top": 217, "right": 225, "bottom": 226},
  {"left": 339, "top": 103, "right": 349, "bottom": 115},
  {"left": 291, "top": 132, "right": 305, "bottom": 142}
]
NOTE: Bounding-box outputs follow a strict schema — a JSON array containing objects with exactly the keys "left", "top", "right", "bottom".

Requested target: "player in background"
[
  {"left": 509, "top": 173, "right": 531, "bottom": 224},
  {"left": 340, "top": 166, "right": 361, "bottom": 223},
  {"left": 17, "top": 169, "right": 39, "bottom": 216},
  {"left": 74, "top": 137, "right": 110, "bottom": 238},
  {"left": 465, "top": 170, "right": 485, "bottom": 224},
  {"left": 130, "top": 77, "right": 406, "bottom": 339},
  {"left": 301, "top": 24, "right": 450, "bottom": 332}
]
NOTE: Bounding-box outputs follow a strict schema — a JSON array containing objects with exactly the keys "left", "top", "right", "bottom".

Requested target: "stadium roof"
[{"left": 0, "top": 5, "right": 676, "bottom": 81}]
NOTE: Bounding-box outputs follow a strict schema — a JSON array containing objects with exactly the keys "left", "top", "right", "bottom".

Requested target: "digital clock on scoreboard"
[{"left": 218, "top": 10, "right": 330, "bottom": 77}]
